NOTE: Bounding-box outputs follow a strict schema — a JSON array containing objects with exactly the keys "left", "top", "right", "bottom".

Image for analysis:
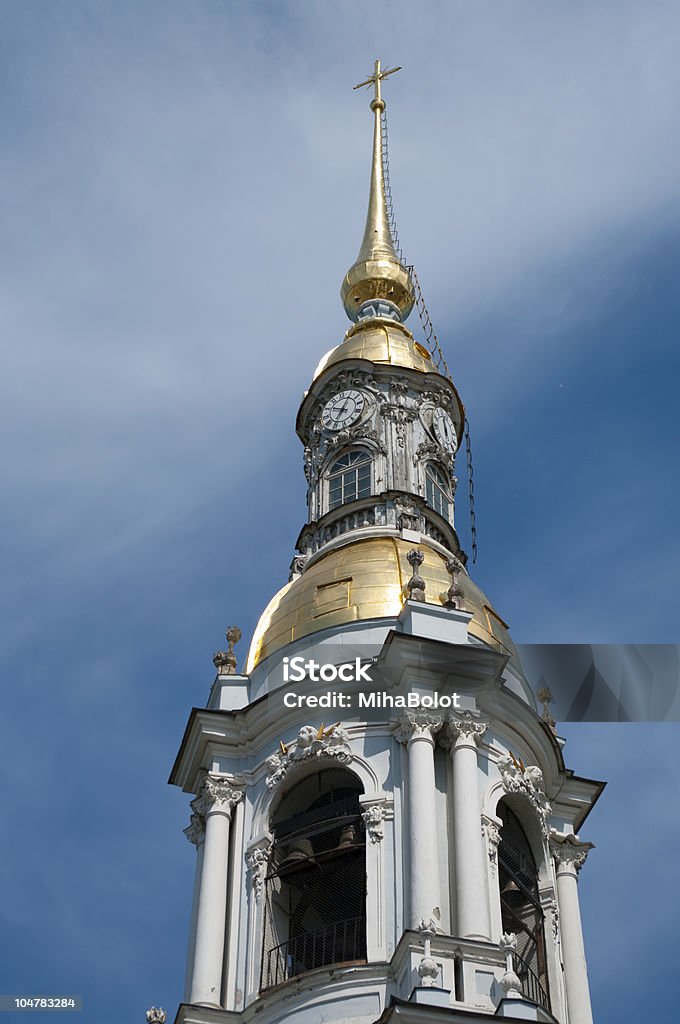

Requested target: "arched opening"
[
  {"left": 260, "top": 768, "right": 366, "bottom": 990},
  {"left": 328, "top": 450, "right": 372, "bottom": 510},
  {"left": 498, "top": 804, "right": 550, "bottom": 1011},
  {"left": 425, "top": 462, "right": 452, "bottom": 520}
]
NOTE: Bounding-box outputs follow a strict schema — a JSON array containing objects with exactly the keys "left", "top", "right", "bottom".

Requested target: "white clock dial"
[
  {"left": 321, "top": 389, "right": 366, "bottom": 431},
  {"left": 432, "top": 407, "right": 458, "bottom": 453}
]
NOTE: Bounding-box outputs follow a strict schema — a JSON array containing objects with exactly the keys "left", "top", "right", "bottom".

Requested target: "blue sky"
[{"left": 1, "top": 2, "right": 679, "bottom": 1021}]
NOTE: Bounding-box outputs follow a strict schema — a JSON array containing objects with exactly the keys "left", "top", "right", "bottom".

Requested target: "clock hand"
[{"left": 336, "top": 398, "right": 351, "bottom": 421}]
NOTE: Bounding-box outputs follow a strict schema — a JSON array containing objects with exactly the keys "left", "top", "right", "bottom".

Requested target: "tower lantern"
[{"left": 168, "top": 64, "right": 604, "bottom": 1024}]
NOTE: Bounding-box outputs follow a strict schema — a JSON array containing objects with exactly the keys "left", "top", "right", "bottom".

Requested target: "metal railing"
[
  {"left": 512, "top": 951, "right": 550, "bottom": 1011},
  {"left": 262, "top": 916, "right": 366, "bottom": 990}
]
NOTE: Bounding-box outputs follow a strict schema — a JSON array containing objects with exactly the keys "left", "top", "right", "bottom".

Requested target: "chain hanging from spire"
[{"left": 379, "top": 103, "right": 479, "bottom": 563}]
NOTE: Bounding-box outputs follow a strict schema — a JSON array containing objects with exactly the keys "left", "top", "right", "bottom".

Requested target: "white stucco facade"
[{"left": 169, "top": 601, "right": 602, "bottom": 1024}]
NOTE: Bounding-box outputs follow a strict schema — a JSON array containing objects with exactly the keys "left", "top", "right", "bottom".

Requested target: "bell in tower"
[{"left": 169, "top": 62, "right": 603, "bottom": 1024}]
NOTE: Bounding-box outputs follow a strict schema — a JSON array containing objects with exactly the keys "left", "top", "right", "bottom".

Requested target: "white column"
[
  {"left": 395, "top": 712, "right": 443, "bottom": 929},
  {"left": 189, "top": 775, "right": 243, "bottom": 1008},
  {"left": 448, "top": 713, "right": 490, "bottom": 940},
  {"left": 551, "top": 835, "right": 594, "bottom": 1024}
]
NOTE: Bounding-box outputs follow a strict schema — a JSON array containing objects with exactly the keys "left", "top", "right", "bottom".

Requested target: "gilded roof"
[
  {"left": 245, "top": 536, "right": 518, "bottom": 673},
  {"left": 313, "top": 320, "right": 437, "bottom": 381}
]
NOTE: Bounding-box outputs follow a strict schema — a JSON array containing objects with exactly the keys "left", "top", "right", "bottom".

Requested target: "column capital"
[
  {"left": 443, "top": 711, "right": 487, "bottom": 748},
  {"left": 393, "top": 710, "right": 444, "bottom": 745},
  {"left": 550, "top": 832, "right": 594, "bottom": 873},
  {"left": 198, "top": 774, "right": 244, "bottom": 817}
]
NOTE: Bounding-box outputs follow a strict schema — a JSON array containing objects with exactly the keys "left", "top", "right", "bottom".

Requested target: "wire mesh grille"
[
  {"left": 260, "top": 777, "right": 367, "bottom": 990},
  {"left": 498, "top": 807, "right": 550, "bottom": 1010}
]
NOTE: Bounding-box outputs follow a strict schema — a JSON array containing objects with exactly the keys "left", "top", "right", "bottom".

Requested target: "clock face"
[
  {"left": 321, "top": 389, "right": 366, "bottom": 431},
  {"left": 432, "top": 407, "right": 458, "bottom": 452}
]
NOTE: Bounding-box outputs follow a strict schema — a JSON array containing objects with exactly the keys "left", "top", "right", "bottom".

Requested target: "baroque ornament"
[
  {"left": 498, "top": 933, "right": 523, "bottom": 1000},
  {"left": 212, "top": 626, "right": 241, "bottom": 676},
  {"left": 481, "top": 814, "right": 502, "bottom": 875},
  {"left": 200, "top": 774, "right": 244, "bottom": 815},
  {"left": 183, "top": 809, "right": 205, "bottom": 847},
  {"left": 246, "top": 839, "right": 273, "bottom": 901},
  {"left": 497, "top": 754, "right": 552, "bottom": 838},
  {"left": 405, "top": 548, "right": 426, "bottom": 601},
  {"left": 414, "top": 439, "right": 454, "bottom": 471},
  {"left": 416, "top": 915, "right": 441, "bottom": 987},
  {"left": 443, "top": 711, "right": 487, "bottom": 748},
  {"left": 444, "top": 556, "right": 465, "bottom": 610},
  {"left": 361, "top": 804, "right": 386, "bottom": 843},
  {"left": 393, "top": 710, "right": 444, "bottom": 744},
  {"left": 549, "top": 832, "right": 594, "bottom": 872},
  {"left": 548, "top": 896, "right": 560, "bottom": 943},
  {"left": 265, "top": 724, "right": 352, "bottom": 789},
  {"left": 146, "top": 1010, "right": 167, "bottom": 1024}
]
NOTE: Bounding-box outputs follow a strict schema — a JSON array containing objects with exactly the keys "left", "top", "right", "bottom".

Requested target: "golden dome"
[
  {"left": 313, "top": 319, "right": 435, "bottom": 380},
  {"left": 246, "top": 536, "right": 518, "bottom": 673}
]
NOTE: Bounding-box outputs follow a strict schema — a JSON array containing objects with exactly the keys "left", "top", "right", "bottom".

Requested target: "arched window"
[
  {"left": 498, "top": 805, "right": 550, "bottom": 1011},
  {"left": 328, "top": 450, "right": 372, "bottom": 510},
  {"left": 425, "top": 463, "right": 452, "bottom": 519},
  {"left": 260, "top": 769, "right": 366, "bottom": 990}
]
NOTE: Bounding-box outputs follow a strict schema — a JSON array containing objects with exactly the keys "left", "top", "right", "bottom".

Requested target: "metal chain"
[
  {"left": 464, "top": 418, "right": 478, "bottom": 564},
  {"left": 380, "top": 108, "right": 478, "bottom": 563}
]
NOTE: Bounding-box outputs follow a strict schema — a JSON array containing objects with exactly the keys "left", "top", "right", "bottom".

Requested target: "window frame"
[
  {"left": 327, "top": 449, "right": 373, "bottom": 512},
  {"left": 425, "top": 462, "right": 452, "bottom": 521}
]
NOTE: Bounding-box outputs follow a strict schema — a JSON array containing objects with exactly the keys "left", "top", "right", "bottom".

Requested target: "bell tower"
[{"left": 168, "top": 63, "right": 604, "bottom": 1024}]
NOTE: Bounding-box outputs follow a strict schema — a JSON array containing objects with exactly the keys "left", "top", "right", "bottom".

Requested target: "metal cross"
[{"left": 353, "top": 59, "right": 402, "bottom": 105}]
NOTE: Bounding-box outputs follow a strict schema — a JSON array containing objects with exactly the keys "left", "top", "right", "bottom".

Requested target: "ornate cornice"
[{"left": 265, "top": 724, "right": 352, "bottom": 789}]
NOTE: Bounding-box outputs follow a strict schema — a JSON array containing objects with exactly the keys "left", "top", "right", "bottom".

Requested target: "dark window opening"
[
  {"left": 498, "top": 805, "right": 550, "bottom": 1011},
  {"left": 260, "top": 770, "right": 366, "bottom": 990}
]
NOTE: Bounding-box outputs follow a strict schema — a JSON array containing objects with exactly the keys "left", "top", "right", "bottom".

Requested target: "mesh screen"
[
  {"left": 498, "top": 806, "right": 550, "bottom": 1011},
  {"left": 261, "top": 776, "right": 367, "bottom": 990}
]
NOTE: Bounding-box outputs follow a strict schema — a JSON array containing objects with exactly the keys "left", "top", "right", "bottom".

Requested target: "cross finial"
[{"left": 353, "top": 59, "right": 402, "bottom": 110}]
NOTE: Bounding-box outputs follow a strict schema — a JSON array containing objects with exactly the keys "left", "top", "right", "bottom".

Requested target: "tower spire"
[{"left": 341, "top": 60, "right": 415, "bottom": 324}]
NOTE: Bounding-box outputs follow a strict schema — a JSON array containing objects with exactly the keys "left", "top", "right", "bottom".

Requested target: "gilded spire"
[{"left": 341, "top": 61, "right": 415, "bottom": 324}]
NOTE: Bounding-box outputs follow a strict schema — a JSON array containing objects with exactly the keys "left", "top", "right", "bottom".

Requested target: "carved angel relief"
[
  {"left": 265, "top": 724, "right": 352, "bottom": 789},
  {"left": 497, "top": 755, "right": 552, "bottom": 837}
]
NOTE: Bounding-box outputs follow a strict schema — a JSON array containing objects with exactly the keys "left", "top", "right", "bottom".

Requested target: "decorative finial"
[
  {"left": 341, "top": 60, "right": 415, "bottom": 324},
  {"left": 416, "top": 915, "right": 440, "bottom": 987},
  {"left": 406, "top": 549, "right": 426, "bottom": 602},
  {"left": 444, "top": 556, "right": 465, "bottom": 610},
  {"left": 498, "top": 933, "right": 523, "bottom": 1000},
  {"left": 536, "top": 684, "right": 557, "bottom": 734},
  {"left": 212, "top": 626, "right": 242, "bottom": 675},
  {"left": 146, "top": 1010, "right": 167, "bottom": 1024}
]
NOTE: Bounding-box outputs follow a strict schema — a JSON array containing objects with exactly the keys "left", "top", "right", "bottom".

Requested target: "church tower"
[{"left": 167, "top": 63, "right": 604, "bottom": 1024}]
